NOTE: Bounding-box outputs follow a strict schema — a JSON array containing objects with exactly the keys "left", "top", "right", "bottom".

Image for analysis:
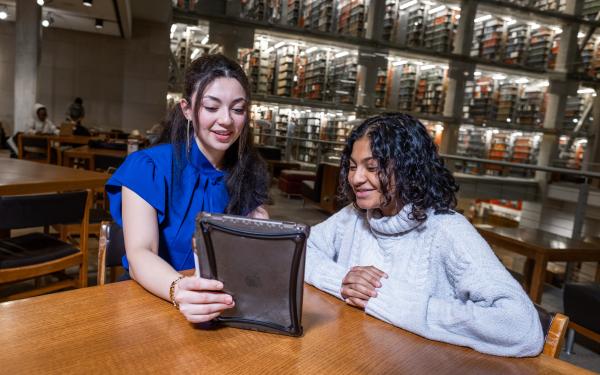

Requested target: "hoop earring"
[{"left": 186, "top": 119, "right": 191, "bottom": 154}]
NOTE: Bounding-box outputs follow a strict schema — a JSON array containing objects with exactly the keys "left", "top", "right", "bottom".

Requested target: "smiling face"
[
  {"left": 181, "top": 77, "right": 247, "bottom": 167},
  {"left": 349, "top": 136, "right": 399, "bottom": 216}
]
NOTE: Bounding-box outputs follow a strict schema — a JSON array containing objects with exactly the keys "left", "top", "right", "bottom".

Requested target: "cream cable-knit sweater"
[{"left": 305, "top": 204, "right": 544, "bottom": 357}]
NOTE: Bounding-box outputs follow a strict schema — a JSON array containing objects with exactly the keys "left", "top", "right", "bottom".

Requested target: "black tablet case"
[{"left": 194, "top": 212, "right": 309, "bottom": 336}]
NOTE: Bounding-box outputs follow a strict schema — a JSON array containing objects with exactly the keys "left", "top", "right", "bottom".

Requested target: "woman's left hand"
[{"left": 248, "top": 205, "right": 269, "bottom": 219}]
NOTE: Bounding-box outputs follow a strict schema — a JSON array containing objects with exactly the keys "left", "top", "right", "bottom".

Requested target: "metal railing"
[{"left": 254, "top": 131, "right": 600, "bottom": 244}]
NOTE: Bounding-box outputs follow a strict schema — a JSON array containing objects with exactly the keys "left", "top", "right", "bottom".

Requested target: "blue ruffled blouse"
[{"left": 105, "top": 143, "right": 229, "bottom": 271}]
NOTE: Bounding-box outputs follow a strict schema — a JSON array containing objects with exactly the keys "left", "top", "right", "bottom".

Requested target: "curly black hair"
[{"left": 338, "top": 113, "right": 458, "bottom": 221}]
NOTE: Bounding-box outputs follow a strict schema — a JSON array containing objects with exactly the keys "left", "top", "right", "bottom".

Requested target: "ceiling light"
[
  {"left": 83, "top": 0, "right": 93, "bottom": 7},
  {"left": 37, "top": 0, "right": 45, "bottom": 6},
  {"left": 41, "top": 12, "right": 54, "bottom": 28},
  {"left": 95, "top": 18, "right": 103, "bottom": 29},
  {"left": 399, "top": 0, "right": 418, "bottom": 10},
  {"left": 474, "top": 15, "right": 492, "bottom": 23},
  {"left": 0, "top": 6, "right": 7, "bottom": 20},
  {"left": 428, "top": 5, "right": 446, "bottom": 14},
  {"left": 200, "top": 35, "right": 209, "bottom": 44}
]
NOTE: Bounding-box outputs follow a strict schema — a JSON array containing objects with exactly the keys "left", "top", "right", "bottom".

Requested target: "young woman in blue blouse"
[{"left": 106, "top": 54, "right": 270, "bottom": 323}]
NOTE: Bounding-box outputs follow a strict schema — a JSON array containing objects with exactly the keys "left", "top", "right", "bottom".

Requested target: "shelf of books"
[
  {"left": 456, "top": 125, "right": 542, "bottom": 177},
  {"left": 337, "top": 0, "right": 367, "bottom": 37}
]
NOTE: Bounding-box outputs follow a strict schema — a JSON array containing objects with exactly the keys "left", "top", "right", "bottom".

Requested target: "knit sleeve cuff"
[
  {"left": 310, "top": 262, "right": 348, "bottom": 300},
  {"left": 365, "top": 280, "right": 429, "bottom": 333}
]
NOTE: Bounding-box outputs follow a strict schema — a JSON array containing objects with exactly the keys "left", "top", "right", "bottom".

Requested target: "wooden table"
[
  {"left": 63, "top": 145, "right": 127, "bottom": 171},
  {"left": 477, "top": 225, "right": 600, "bottom": 303},
  {"left": 0, "top": 281, "right": 591, "bottom": 374},
  {"left": 0, "top": 158, "right": 109, "bottom": 196}
]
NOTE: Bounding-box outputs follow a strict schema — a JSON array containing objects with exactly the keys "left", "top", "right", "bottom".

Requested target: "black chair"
[
  {"left": 0, "top": 190, "right": 91, "bottom": 301},
  {"left": 97, "top": 221, "right": 126, "bottom": 286},
  {"left": 564, "top": 282, "right": 600, "bottom": 354},
  {"left": 301, "top": 162, "right": 326, "bottom": 204}
]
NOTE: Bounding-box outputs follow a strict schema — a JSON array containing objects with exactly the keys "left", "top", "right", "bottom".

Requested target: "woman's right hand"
[{"left": 174, "top": 276, "right": 235, "bottom": 323}]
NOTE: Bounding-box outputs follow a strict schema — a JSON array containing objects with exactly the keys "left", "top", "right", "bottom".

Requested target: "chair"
[
  {"left": 0, "top": 190, "right": 91, "bottom": 301},
  {"left": 97, "top": 221, "right": 125, "bottom": 286},
  {"left": 563, "top": 282, "right": 600, "bottom": 354},
  {"left": 301, "top": 162, "right": 326, "bottom": 204},
  {"left": 535, "top": 304, "right": 569, "bottom": 358},
  {"left": 17, "top": 133, "right": 51, "bottom": 163}
]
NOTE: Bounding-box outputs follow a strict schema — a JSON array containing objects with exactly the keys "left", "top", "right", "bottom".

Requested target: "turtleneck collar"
[{"left": 367, "top": 204, "right": 424, "bottom": 237}]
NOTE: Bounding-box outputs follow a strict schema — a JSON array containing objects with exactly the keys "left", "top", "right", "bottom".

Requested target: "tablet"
[{"left": 193, "top": 212, "right": 309, "bottom": 336}]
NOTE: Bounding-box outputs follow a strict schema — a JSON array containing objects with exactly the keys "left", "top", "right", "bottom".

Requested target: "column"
[
  {"left": 14, "top": 0, "right": 41, "bottom": 134},
  {"left": 356, "top": 47, "right": 387, "bottom": 108},
  {"left": 209, "top": 21, "right": 254, "bottom": 61},
  {"left": 536, "top": 0, "right": 584, "bottom": 181},
  {"left": 439, "top": 0, "right": 477, "bottom": 155},
  {"left": 365, "top": 0, "right": 386, "bottom": 41}
]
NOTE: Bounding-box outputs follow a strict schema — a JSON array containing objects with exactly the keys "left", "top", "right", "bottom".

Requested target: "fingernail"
[{"left": 376, "top": 282, "right": 382, "bottom": 288}]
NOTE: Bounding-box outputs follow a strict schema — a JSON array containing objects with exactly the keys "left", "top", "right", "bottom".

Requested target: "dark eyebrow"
[
  {"left": 349, "top": 156, "right": 375, "bottom": 164},
  {"left": 202, "top": 96, "right": 247, "bottom": 105}
]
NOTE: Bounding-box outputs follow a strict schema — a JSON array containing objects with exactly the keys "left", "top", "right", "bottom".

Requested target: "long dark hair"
[
  {"left": 161, "top": 54, "right": 269, "bottom": 215},
  {"left": 339, "top": 113, "right": 458, "bottom": 221}
]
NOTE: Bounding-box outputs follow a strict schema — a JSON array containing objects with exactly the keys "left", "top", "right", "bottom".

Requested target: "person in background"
[
  {"left": 26, "top": 103, "right": 58, "bottom": 135},
  {"left": 305, "top": 113, "right": 544, "bottom": 357},
  {"left": 67, "top": 97, "right": 85, "bottom": 123},
  {"left": 6, "top": 103, "right": 58, "bottom": 156},
  {"left": 66, "top": 97, "right": 91, "bottom": 136},
  {"left": 106, "top": 54, "right": 270, "bottom": 324}
]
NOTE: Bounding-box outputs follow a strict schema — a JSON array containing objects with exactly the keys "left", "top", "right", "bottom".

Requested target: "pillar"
[
  {"left": 14, "top": 0, "right": 40, "bottom": 134},
  {"left": 439, "top": 0, "right": 477, "bottom": 155}
]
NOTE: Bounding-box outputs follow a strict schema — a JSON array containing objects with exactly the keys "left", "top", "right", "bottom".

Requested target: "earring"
[{"left": 186, "top": 119, "right": 191, "bottom": 154}]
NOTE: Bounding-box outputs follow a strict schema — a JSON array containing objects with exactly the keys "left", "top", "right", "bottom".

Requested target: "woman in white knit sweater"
[{"left": 305, "top": 113, "right": 544, "bottom": 357}]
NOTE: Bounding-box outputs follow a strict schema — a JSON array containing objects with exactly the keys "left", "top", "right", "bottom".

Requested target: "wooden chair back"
[
  {"left": 535, "top": 304, "right": 570, "bottom": 358},
  {"left": 0, "top": 190, "right": 91, "bottom": 301},
  {"left": 97, "top": 221, "right": 125, "bottom": 286},
  {"left": 17, "top": 134, "right": 51, "bottom": 163}
]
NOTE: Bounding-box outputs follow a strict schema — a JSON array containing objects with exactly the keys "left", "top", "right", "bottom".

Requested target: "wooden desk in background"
[
  {"left": 62, "top": 145, "right": 127, "bottom": 171},
  {"left": 476, "top": 225, "right": 600, "bottom": 303},
  {"left": 0, "top": 281, "right": 590, "bottom": 374},
  {"left": 0, "top": 158, "right": 109, "bottom": 196}
]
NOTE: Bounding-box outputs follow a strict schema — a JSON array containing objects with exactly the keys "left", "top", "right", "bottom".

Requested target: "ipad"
[{"left": 193, "top": 212, "right": 309, "bottom": 336}]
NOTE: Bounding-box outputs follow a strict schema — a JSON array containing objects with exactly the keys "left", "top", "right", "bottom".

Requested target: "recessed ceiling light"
[
  {"left": 0, "top": 5, "right": 7, "bottom": 20},
  {"left": 37, "top": 0, "right": 45, "bottom": 6},
  {"left": 95, "top": 18, "right": 103, "bottom": 29},
  {"left": 83, "top": 0, "right": 93, "bottom": 7},
  {"left": 41, "top": 12, "right": 54, "bottom": 28}
]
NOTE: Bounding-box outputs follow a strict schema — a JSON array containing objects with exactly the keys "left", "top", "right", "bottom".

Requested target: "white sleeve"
[{"left": 305, "top": 206, "right": 353, "bottom": 299}]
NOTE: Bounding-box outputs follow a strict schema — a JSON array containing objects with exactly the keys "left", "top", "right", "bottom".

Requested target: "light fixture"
[
  {"left": 83, "top": 0, "right": 93, "bottom": 7},
  {"left": 0, "top": 5, "right": 7, "bottom": 20},
  {"left": 95, "top": 18, "right": 103, "bottom": 29},
  {"left": 474, "top": 14, "right": 492, "bottom": 23},
  {"left": 37, "top": 0, "right": 45, "bottom": 6},
  {"left": 200, "top": 35, "right": 209, "bottom": 44},
  {"left": 41, "top": 12, "right": 54, "bottom": 28},
  {"left": 399, "top": 0, "right": 417, "bottom": 10}
]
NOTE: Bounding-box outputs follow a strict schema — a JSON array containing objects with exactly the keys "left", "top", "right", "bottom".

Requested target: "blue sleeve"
[{"left": 105, "top": 150, "right": 169, "bottom": 226}]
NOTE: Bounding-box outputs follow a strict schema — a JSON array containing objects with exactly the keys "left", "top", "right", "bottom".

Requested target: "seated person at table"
[
  {"left": 6, "top": 103, "right": 58, "bottom": 156},
  {"left": 106, "top": 54, "right": 270, "bottom": 323},
  {"left": 305, "top": 113, "right": 543, "bottom": 357},
  {"left": 27, "top": 103, "right": 58, "bottom": 135}
]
